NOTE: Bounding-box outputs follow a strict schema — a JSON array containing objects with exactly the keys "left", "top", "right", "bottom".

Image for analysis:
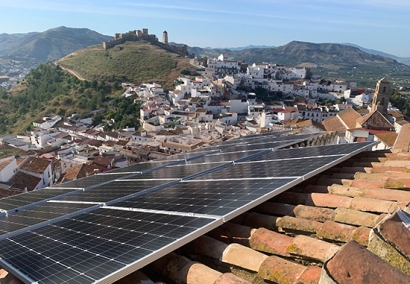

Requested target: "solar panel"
[
  {"left": 184, "top": 150, "right": 267, "bottom": 164},
  {"left": 183, "top": 155, "right": 341, "bottom": 181},
  {"left": 55, "top": 173, "right": 132, "bottom": 189},
  {"left": 98, "top": 150, "right": 220, "bottom": 175},
  {"left": 56, "top": 179, "right": 173, "bottom": 203},
  {"left": 218, "top": 132, "right": 314, "bottom": 146},
  {"left": 243, "top": 142, "right": 375, "bottom": 162},
  {"left": 124, "top": 162, "right": 229, "bottom": 180},
  {"left": 111, "top": 178, "right": 298, "bottom": 216},
  {"left": 98, "top": 160, "right": 177, "bottom": 174},
  {"left": 0, "top": 203, "right": 96, "bottom": 236},
  {"left": 218, "top": 134, "right": 318, "bottom": 147},
  {"left": 0, "top": 208, "right": 221, "bottom": 284},
  {"left": 212, "top": 140, "right": 306, "bottom": 152},
  {"left": 0, "top": 188, "right": 79, "bottom": 212}
]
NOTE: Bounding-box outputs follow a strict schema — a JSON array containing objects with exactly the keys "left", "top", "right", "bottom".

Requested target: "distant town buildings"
[
  {"left": 0, "top": 49, "right": 408, "bottom": 196},
  {"left": 0, "top": 61, "right": 33, "bottom": 89}
]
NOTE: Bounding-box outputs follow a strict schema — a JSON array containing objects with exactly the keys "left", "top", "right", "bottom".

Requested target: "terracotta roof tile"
[
  {"left": 20, "top": 157, "right": 51, "bottom": 174},
  {"left": 0, "top": 187, "right": 24, "bottom": 199},
  {"left": 8, "top": 171, "right": 41, "bottom": 191},
  {"left": 0, "top": 144, "right": 34, "bottom": 158},
  {"left": 394, "top": 124, "right": 410, "bottom": 152},
  {"left": 389, "top": 111, "right": 405, "bottom": 118},
  {"left": 222, "top": 243, "right": 267, "bottom": 272},
  {"left": 376, "top": 211, "right": 410, "bottom": 260},
  {"left": 287, "top": 235, "right": 339, "bottom": 262},
  {"left": 322, "top": 116, "right": 346, "bottom": 132},
  {"left": 249, "top": 228, "right": 293, "bottom": 257},
  {"left": 259, "top": 255, "right": 321, "bottom": 283},
  {"left": 324, "top": 241, "right": 410, "bottom": 283},
  {"left": 92, "top": 156, "right": 114, "bottom": 167},
  {"left": 56, "top": 164, "right": 100, "bottom": 184},
  {"left": 337, "top": 107, "right": 362, "bottom": 129}
]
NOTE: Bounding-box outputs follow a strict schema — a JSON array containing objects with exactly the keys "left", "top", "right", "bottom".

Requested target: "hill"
[
  {"left": 0, "top": 63, "right": 128, "bottom": 134},
  {"left": 58, "top": 40, "right": 192, "bottom": 89},
  {"left": 0, "top": 39, "right": 194, "bottom": 134},
  {"left": 189, "top": 41, "right": 400, "bottom": 66},
  {"left": 0, "top": 26, "right": 112, "bottom": 62},
  {"left": 341, "top": 43, "right": 410, "bottom": 65}
]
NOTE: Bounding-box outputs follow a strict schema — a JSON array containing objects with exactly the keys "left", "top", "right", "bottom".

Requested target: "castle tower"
[
  {"left": 371, "top": 77, "right": 391, "bottom": 115},
  {"left": 162, "top": 31, "right": 168, "bottom": 45}
]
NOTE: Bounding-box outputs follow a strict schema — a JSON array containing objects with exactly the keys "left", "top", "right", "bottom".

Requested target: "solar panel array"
[{"left": 0, "top": 132, "right": 376, "bottom": 284}]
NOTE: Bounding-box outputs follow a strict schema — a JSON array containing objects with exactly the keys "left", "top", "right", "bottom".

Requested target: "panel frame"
[{"left": 0, "top": 188, "right": 84, "bottom": 214}]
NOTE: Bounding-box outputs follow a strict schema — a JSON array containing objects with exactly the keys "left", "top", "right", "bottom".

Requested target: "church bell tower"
[{"left": 371, "top": 77, "right": 390, "bottom": 115}]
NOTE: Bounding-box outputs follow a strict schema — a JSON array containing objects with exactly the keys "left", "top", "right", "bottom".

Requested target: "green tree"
[
  {"left": 180, "top": 69, "right": 191, "bottom": 75},
  {"left": 255, "top": 86, "right": 269, "bottom": 101}
]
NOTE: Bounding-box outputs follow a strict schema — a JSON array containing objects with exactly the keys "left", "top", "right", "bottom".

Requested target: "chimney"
[{"left": 260, "top": 111, "right": 266, "bottom": 128}]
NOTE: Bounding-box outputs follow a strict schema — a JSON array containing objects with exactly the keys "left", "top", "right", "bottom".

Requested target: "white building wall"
[
  {"left": 0, "top": 157, "right": 17, "bottom": 182},
  {"left": 229, "top": 100, "right": 248, "bottom": 114}
]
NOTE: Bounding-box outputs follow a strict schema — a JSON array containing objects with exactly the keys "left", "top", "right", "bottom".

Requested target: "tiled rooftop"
[
  {"left": 322, "top": 116, "right": 346, "bottom": 133},
  {"left": 8, "top": 171, "right": 41, "bottom": 191},
  {"left": 123, "top": 149, "right": 410, "bottom": 283},
  {"left": 19, "top": 157, "right": 51, "bottom": 174},
  {"left": 337, "top": 107, "right": 362, "bottom": 129}
]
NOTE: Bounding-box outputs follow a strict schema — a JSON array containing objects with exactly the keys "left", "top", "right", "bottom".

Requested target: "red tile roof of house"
[
  {"left": 322, "top": 115, "right": 346, "bottom": 133},
  {"left": 375, "top": 132, "right": 398, "bottom": 147},
  {"left": 8, "top": 171, "right": 41, "bottom": 191},
  {"left": 389, "top": 111, "right": 405, "bottom": 119},
  {"left": 56, "top": 164, "right": 101, "bottom": 184},
  {"left": 20, "top": 157, "right": 51, "bottom": 174},
  {"left": 0, "top": 144, "right": 35, "bottom": 159},
  {"left": 394, "top": 124, "right": 410, "bottom": 151},
  {"left": 91, "top": 156, "right": 114, "bottom": 168},
  {"left": 338, "top": 107, "right": 362, "bottom": 129}
]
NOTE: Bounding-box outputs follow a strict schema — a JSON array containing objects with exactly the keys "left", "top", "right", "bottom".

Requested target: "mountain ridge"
[
  {"left": 188, "top": 40, "right": 402, "bottom": 66},
  {"left": 340, "top": 43, "right": 410, "bottom": 64},
  {"left": 1, "top": 27, "right": 408, "bottom": 66},
  {"left": 0, "top": 26, "right": 112, "bottom": 62}
]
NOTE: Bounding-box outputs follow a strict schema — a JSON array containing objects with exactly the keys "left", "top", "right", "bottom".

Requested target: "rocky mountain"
[
  {"left": 0, "top": 26, "right": 112, "bottom": 62},
  {"left": 188, "top": 41, "right": 402, "bottom": 67},
  {"left": 341, "top": 43, "right": 410, "bottom": 65}
]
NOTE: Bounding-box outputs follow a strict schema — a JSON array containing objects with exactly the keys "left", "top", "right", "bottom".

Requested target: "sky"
[{"left": 1, "top": 0, "right": 410, "bottom": 57}]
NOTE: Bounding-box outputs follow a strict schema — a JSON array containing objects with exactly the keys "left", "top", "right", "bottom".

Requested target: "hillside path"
[{"left": 59, "top": 65, "right": 86, "bottom": 81}]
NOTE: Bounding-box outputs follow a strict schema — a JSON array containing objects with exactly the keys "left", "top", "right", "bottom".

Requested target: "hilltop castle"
[{"left": 102, "top": 28, "right": 191, "bottom": 57}]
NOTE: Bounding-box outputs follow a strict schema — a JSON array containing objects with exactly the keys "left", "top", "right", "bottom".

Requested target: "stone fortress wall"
[{"left": 102, "top": 28, "right": 190, "bottom": 57}]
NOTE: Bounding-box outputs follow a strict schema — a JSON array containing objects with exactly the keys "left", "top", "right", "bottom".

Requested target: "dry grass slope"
[{"left": 58, "top": 40, "right": 192, "bottom": 89}]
